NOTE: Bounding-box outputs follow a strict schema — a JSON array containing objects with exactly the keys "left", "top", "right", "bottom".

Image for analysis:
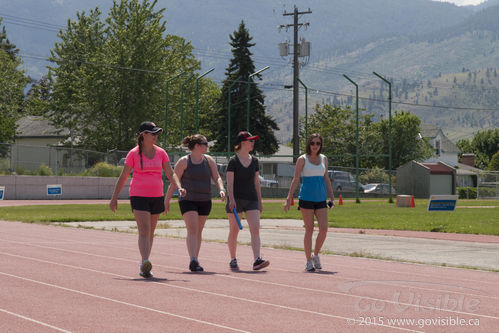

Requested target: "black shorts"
[
  {"left": 299, "top": 199, "right": 327, "bottom": 210},
  {"left": 225, "top": 199, "right": 259, "bottom": 214},
  {"left": 130, "top": 196, "right": 165, "bottom": 214},
  {"left": 179, "top": 200, "right": 212, "bottom": 216}
]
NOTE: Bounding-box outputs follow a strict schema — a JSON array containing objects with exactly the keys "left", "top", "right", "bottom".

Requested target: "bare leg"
[
  {"left": 313, "top": 208, "right": 329, "bottom": 255},
  {"left": 134, "top": 210, "right": 153, "bottom": 261},
  {"left": 149, "top": 213, "right": 160, "bottom": 253},
  {"left": 183, "top": 211, "right": 200, "bottom": 259},
  {"left": 301, "top": 208, "right": 315, "bottom": 260},
  {"left": 197, "top": 216, "right": 208, "bottom": 258},
  {"left": 227, "top": 213, "right": 240, "bottom": 259},
  {"left": 245, "top": 210, "right": 261, "bottom": 260}
]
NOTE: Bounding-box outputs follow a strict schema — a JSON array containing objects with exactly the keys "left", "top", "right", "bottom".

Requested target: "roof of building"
[
  {"left": 421, "top": 124, "right": 460, "bottom": 153},
  {"left": 422, "top": 162, "right": 455, "bottom": 174},
  {"left": 15, "top": 116, "right": 69, "bottom": 138}
]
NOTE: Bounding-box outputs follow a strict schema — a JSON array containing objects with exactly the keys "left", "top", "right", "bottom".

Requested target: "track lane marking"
[
  {"left": 2, "top": 237, "right": 499, "bottom": 304},
  {"left": 0, "top": 308, "right": 71, "bottom": 332},
  {"left": 0, "top": 271, "right": 249, "bottom": 333},
  {"left": 0, "top": 251, "right": 494, "bottom": 329}
]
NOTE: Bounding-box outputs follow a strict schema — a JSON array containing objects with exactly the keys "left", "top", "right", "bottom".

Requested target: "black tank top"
[{"left": 180, "top": 155, "right": 212, "bottom": 201}]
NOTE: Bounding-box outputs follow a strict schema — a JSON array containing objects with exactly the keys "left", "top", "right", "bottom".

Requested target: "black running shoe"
[
  {"left": 189, "top": 259, "right": 204, "bottom": 272},
  {"left": 139, "top": 271, "right": 153, "bottom": 279},
  {"left": 253, "top": 257, "right": 270, "bottom": 270},
  {"left": 229, "top": 258, "right": 239, "bottom": 270}
]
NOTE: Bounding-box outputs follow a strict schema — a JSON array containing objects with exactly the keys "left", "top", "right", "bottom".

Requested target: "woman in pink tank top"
[{"left": 110, "top": 122, "right": 185, "bottom": 278}]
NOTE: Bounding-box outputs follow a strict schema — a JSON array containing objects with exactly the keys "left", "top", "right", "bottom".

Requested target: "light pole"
[
  {"left": 297, "top": 78, "right": 308, "bottom": 140},
  {"left": 343, "top": 74, "right": 361, "bottom": 204},
  {"left": 247, "top": 66, "right": 270, "bottom": 131},
  {"left": 228, "top": 76, "right": 242, "bottom": 153},
  {"left": 180, "top": 73, "right": 196, "bottom": 144},
  {"left": 164, "top": 71, "right": 186, "bottom": 147},
  {"left": 195, "top": 68, "right": 215, "bottom": 133},
  {"left": 373, "top": 71, "right": 393, "bottom": 203}
]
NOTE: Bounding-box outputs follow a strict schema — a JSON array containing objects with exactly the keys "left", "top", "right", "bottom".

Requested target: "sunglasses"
[
  {"left": 310, "top": 141, "right": 321, "bottom": 146},
  {"left": 198, "top": 142, "right": 208, "bottom": 146},
  {"left": 148, "top": 132, "right": 159, "bottom": 136}
]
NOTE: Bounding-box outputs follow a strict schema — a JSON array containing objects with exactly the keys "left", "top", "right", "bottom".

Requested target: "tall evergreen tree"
[
  {"left": 210, "top": 21, "right": 278, "bottom": 154},
  {"left": 0, "top": 20, "right": 19, "bottom": 60}
]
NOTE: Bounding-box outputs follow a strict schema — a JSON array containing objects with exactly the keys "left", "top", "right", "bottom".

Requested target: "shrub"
[
  {"left": 39, "top": 164, "right": 53, "bottom": 176},
  {"left": 457, "top": 187, "right": 477, "bottom": 199},
  {"left": 87, "top": 162, "right": 122, "bottom": 177}
]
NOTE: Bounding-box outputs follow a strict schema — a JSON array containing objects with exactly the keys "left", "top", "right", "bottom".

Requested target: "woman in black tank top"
[{"left": 165, "top": 135, "right": 225, "bottom": 272}]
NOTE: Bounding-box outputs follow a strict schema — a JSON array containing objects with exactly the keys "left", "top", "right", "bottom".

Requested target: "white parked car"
[{"left": 258, "top": 175, "right": 278, "bottom": 187}]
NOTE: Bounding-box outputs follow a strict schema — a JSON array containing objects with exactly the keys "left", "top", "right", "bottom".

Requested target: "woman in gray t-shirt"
[{"left": 166, "top": 134, "right": 225, "bottom": 272}]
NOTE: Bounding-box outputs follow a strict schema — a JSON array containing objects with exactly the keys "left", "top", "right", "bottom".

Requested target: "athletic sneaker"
[
  {"left": 139, "top": 271, "right": 153, "bottom": 279},
  {"left": 306, "top": 259, "right": 315, "bottom": 272},
  {"left": 229, "top": 258, "right": 239, "bottom": 270},
  {"left": 312, "top": 254, "right": 322, "bottom": 270},
  {"left": 189, "top": 259, "right": 204, "bottom": 272},
  {"left": 140, "top": 259, "right": 152, "bottom": 274},
  {"left": 253, "top": 257, "right": 270, "bottom": 270}
]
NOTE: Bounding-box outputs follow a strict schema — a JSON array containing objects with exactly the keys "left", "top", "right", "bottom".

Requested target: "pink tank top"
[{"left": 125, "top": 145, "right": 170, "bottom": 197}]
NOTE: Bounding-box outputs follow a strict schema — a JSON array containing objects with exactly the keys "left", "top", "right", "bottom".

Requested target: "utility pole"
[{"left": 280, "top": 6, "right": 311, "bottom": 162}]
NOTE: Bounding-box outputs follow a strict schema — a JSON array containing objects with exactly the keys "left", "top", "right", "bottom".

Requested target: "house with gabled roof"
[{"left": 420, "top": 124, "right": 461, "bottom": 167}]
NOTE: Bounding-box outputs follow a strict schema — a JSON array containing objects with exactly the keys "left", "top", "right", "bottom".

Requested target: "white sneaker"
[
  {"left": 312, "top": 255, "right": 322, "bottom": 270},
  {"left": 305, "top": 259, "right": 315, "bottom": 272}
]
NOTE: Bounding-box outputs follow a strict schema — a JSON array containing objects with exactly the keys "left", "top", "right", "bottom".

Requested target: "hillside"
[{"left": 0, "top": 0, "right": 497, "bottom": 143}]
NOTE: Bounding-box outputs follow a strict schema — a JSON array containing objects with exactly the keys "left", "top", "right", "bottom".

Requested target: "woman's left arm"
[
  {"left": 254, "top": 171, "right": 263, "bottom": 212},
  {"left": 323, "top": 156, "right": 335, "bottom": 205}
]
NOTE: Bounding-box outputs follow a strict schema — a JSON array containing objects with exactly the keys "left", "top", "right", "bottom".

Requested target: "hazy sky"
[{"left": 436, "top": 0, "right": 486, "bottom": 5}]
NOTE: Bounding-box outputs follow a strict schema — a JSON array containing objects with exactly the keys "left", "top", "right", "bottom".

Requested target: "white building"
[{"left": 421, "top": 124, "right": 461, "bottom": 167}]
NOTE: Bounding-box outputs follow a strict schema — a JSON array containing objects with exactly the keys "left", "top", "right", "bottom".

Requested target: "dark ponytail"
[{"left": 137, "top": 134, "right": 144, "bottom": 169}]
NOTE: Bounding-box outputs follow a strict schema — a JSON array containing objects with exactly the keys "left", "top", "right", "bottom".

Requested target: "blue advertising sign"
[
  {"left": 0, "top": 186, "right": 4, "bottom": 200},
  {"left": 427, "top": 195, "right": 458, "bottom": 211},
  {"left": 47, "top": 184, "right": 62, "bottom": 196}
]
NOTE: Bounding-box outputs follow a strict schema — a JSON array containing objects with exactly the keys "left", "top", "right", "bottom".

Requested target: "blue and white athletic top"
[{"left": 298, "top": 154, "right": 327, "bottom": 202}]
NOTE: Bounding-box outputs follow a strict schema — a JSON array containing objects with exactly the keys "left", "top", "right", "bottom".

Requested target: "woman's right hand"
[
  {"left": 109, "top": 198, "right": 117, "bottom": 213},
  {"left": 283, "top": 197, "right": 291, "bottom": 212},
  {"left": 228, "top": 199, "right": 236, "bottom": 212}
]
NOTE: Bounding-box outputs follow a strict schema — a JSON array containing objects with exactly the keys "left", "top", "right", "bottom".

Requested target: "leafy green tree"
[
  {"left": 457, "top": 129, "right": 499, "bottom": 169},
  {"left": 304, "top": 104, "right": 379, "bottom": 168},
  {"left": 0, "top": 20, "right": 28, "bottom": 156},
  {"left": 42, "top": 0, "right": 216, "bottom": 152},
  {"left": 488, "top": 151, "right": 499, "bottom": 171},
  {"left": 210, "top": 21, "right": 278, "bottom": 154},
  {"left": 374, "top": 110, "right": 433, "bottom": 169}
]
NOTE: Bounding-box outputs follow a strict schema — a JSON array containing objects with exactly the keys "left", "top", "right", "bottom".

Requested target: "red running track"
[{"left": 0, "top": 220, "right": 498, "bottom": 332}]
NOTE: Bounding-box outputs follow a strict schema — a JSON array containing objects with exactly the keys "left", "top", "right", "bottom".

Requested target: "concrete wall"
[{"left": 0, "top": 175, "right": 130, "bottom": 200}]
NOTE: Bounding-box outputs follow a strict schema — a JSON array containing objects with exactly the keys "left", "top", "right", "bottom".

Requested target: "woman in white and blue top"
[{"left": 284, "top": 133, "right": 335, "bottom": 272}]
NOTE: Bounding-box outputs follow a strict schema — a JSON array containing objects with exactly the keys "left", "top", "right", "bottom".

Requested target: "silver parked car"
[
  {"left": 363, "top": 183, "right": 396, "bottom": 195},
  {"left": 328, "top": 170, "right": 364, "bottom": 193}
]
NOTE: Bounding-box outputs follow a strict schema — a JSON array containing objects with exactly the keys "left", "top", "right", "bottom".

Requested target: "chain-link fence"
[{"left": 477, "top": 171, "right": 499, "bottom": 199}]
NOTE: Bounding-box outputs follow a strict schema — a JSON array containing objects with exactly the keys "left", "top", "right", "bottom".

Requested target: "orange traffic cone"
[
  {"left": 290, "top": 196, "right": 294, "bottom": 206},
  {"left": 338, "top": 194, "right": 343, "bottom": 206},
  {"left": 410, "top": 195, "right": 415, "bottom": 208}
]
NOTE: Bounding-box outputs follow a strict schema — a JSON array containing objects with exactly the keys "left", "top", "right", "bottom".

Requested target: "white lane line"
[
  {"left": 4, "top": 228, "right": 499, "bottom": 288},
  {"left": 0, "top": 308, "right": 71, "bottom": 332},
  {"left": 0, "top": 271, "right": 249, "bottom": 333},
  {"left": 3, "top": 237, "right": 499, "bottom": 305},
  {"left": 0, "top": 252, "right": 477, "bottom": 333}
]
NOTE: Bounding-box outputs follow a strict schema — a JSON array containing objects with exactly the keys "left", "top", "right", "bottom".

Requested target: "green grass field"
[{"left": 1, "top": 199, "right": 498, "bottom": 235}]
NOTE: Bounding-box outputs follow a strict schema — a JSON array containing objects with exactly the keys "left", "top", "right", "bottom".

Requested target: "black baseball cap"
[
  {"left": 139, "top": 121, "right": 163, "bottom": 134},
  {"left": 235, "top": 131, "right": 259, "bottom": 143}
]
